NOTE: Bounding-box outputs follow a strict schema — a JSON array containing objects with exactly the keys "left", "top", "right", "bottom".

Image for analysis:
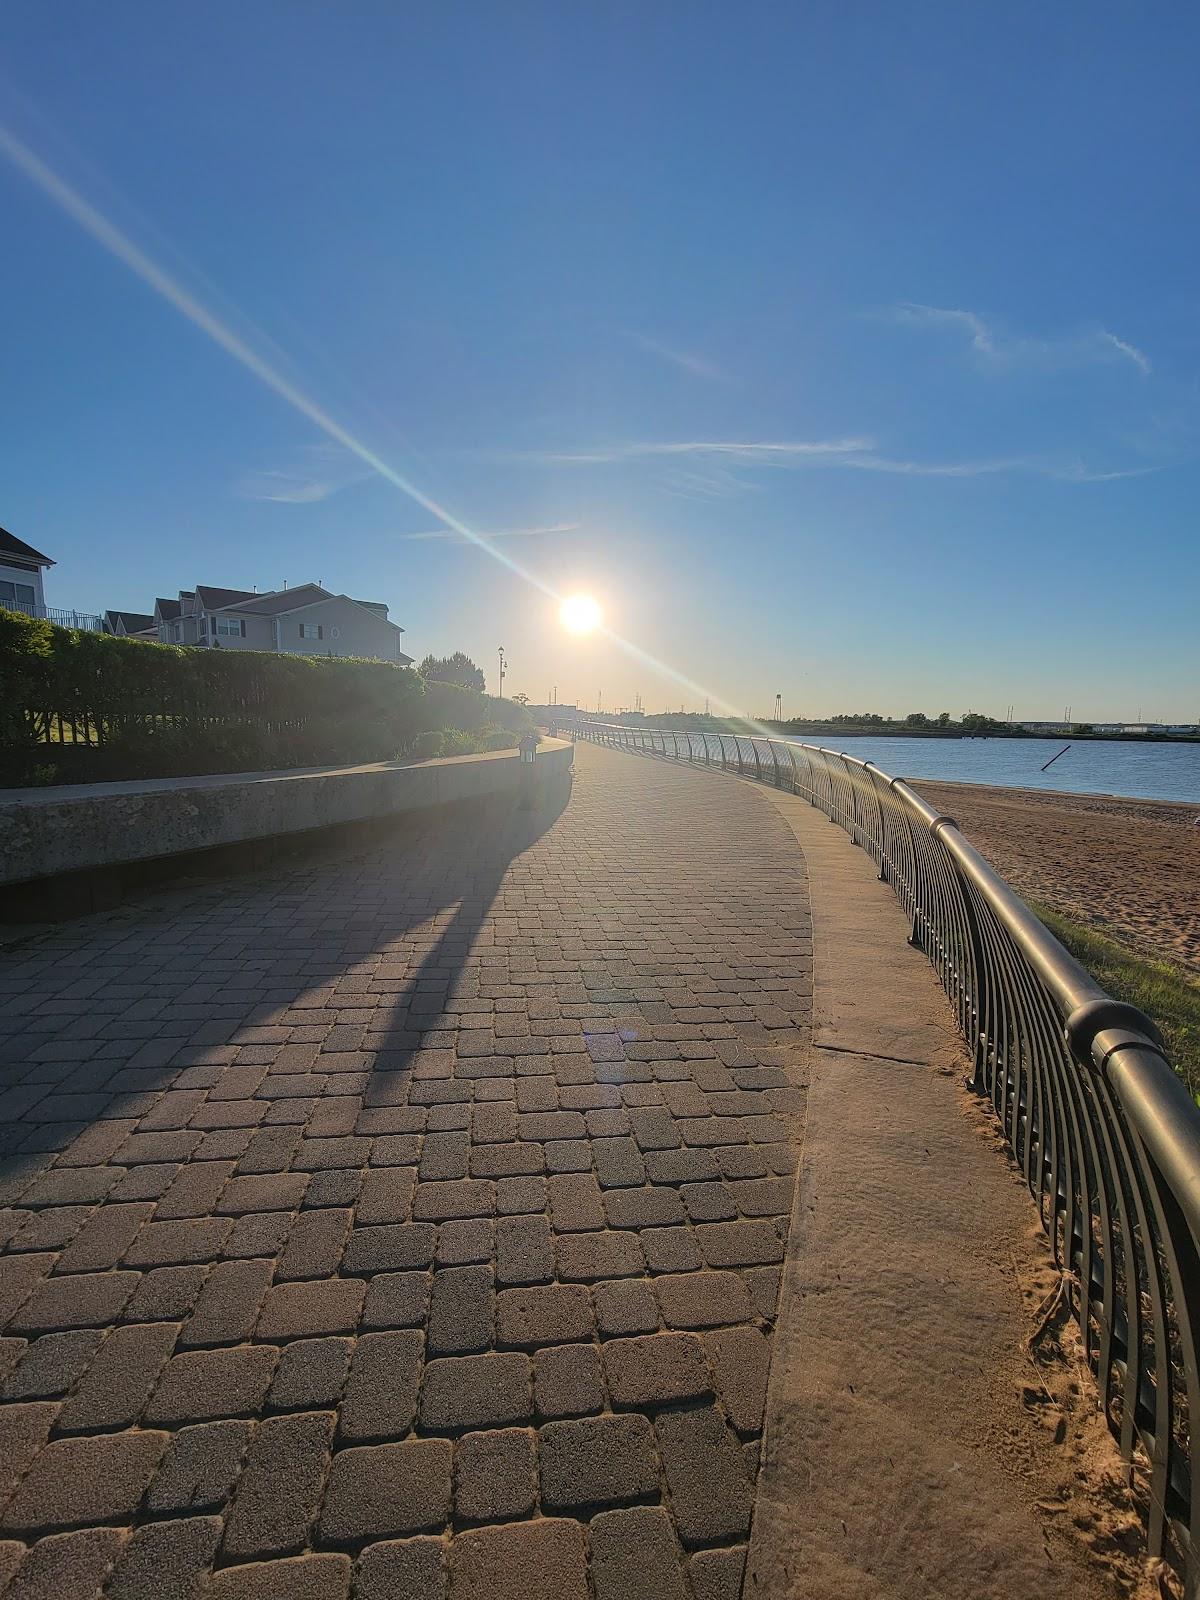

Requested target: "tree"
[
  {"left": 903, "top": 712, "right": 929, "bottom": 728},
  {"left": 936, "top": 711, "right": 951, "bottom": 726},
  {"left": 417, "top": 652, "right": 485, "bottom": 692},
  {"left": 511, "top": 692, "right": 530, "bottom": 707}
]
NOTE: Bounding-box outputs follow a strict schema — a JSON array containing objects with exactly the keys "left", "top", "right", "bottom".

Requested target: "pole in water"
[{"left": 1041, "top": 744, "right": 1071, "bottom": 772}]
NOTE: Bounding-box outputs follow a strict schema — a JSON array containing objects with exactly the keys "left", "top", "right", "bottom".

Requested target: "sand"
[{"left": 917, "top": 780, "right": 1200, "bottom": 974}]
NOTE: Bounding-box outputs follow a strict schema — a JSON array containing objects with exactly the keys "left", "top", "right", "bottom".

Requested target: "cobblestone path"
[{"left": 0, "top": 741, "right": 811, "bottom": 1598}]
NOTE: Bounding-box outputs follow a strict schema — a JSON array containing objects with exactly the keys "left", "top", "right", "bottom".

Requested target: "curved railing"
[{"left": 574, "top": 719, "right": 1200, "bottom": 1586}]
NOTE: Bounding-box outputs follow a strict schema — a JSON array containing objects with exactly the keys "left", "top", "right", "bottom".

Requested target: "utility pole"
[
  {"left": 774, "top": 692, "right": 782, "bottom": 721},
  {"left": 497, "top": 646, "right": 505, "bottom": 698}
]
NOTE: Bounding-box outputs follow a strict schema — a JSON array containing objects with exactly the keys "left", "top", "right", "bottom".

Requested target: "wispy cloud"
[
  {"left": 492, "top": 436, "right": 1159, "bottom": 487},
  {"left": 1101, "top": 330, "right": 1152, "bottom": 375},
  {"left": 895, "top": 304, "right": 997, "bottom": 356},
  {"left": 837, "top": 452, "right": 1162, "bottom": 483},
  {"left": 503, "top": 438, "right": 871, "bottom": 465},
  {"left": 892, "top": 302, "right": 1151, "bottom": 375},
  {"left": 397, "top": 521, "right": 581, "bottom": 543},
  {"left": 237, "top": 442, "right": 374, "bottom": 504},
  {"left": 622, "top": 330, "right": 723, "bottom": 380},
  {"left": 239, "top": 470, "right": 340, "bottom": 504}
]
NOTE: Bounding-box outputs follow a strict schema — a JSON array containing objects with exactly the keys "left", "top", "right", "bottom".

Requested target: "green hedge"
[{"left": 0, "top": 609, "right": 533, "bottom": 785}]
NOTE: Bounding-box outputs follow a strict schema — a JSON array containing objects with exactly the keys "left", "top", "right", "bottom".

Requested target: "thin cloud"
[
  {"left": 398, "top": 521, "right": 581, "bottom": 543},
  {"left": 893, "top": 302, "right": 1151, "bottom": 375},
  {"left": 238, "top": 443, "right": 375, "bottom": 504},
  {"left": 239, "top": 471, "right": 341, "bottom": 504},
  {"left": 658, "top": 464, "right": 768, "bottom": 501},
  {"left": 1101, "top": 331, "right": 1152, "bottom": 375},
  {"left": 838, "top": 452, "right": 1162, "bottom": 482},
  {"left": 894, "top": 304, "right": 996, "bottom": 356},
  {"left": 502, "top": 438, "right": 872, "bottom": 465},
  {"left": 622, "top": 330, "right": 723, "bottom": 380},
  {"left": 494, "top": 436, "right": 1158, "bottom": 485}
]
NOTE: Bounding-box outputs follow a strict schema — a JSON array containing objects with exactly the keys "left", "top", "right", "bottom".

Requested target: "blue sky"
[{"left": 2, "top": 3, "right": 1198, "bottom": 720}]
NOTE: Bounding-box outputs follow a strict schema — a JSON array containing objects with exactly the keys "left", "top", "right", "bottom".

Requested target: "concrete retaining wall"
[{"left": 0, "top": 740, "right": 574, "bottom": 888}]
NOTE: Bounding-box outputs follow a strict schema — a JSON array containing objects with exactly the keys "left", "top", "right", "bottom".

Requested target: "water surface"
[{"left": 778, "top": 735, "right": 1200, "bottom": 805}]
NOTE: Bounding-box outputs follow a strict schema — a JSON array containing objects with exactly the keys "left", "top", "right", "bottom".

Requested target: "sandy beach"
[{"left": 918, "top": 780, "right": 1200, "bottom": 975}]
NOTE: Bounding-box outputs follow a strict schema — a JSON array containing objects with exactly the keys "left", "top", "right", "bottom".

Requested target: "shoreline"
[
  {"left": 917, "top": 778, "right": 1200, "bottom": 975},
  {"left": 768, "top": 727, "right": 1200, "bottom": 746}
]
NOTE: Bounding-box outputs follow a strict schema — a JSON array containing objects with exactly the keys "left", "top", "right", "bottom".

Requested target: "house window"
[
  {"left": 215, "top": 616, "right": 246, "bottom": 638},
  {"left": 299, "top": 622, "right": 323, "bottom": 640},
  {"left": 0, "top": 580, "right": 36, "bottom": 612}
]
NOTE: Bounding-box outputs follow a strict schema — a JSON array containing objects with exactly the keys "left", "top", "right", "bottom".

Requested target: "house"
[
  {"left": 153, "top": 594, "right": 191, "bottom": 644},
  {"left": 103, "top": 609, "right": 156, "bottom": 638},
  {"left": 1, "top": 527, "right": 103, "bottom": 630},
  {"left": 143, "top": 581, "right": 412, "bottom": 663},
  {"left": 1, "top": 527, "right": 54, "bottom": 618}
]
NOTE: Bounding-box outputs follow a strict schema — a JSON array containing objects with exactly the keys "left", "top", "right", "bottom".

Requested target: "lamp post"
[{"left": 497, "top": 646, "right": 506, "bottom": 698}]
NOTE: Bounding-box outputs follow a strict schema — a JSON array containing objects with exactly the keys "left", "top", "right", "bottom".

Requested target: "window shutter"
[
  {"left": 240, "top": 619, "right": 246, "bottom": 637},
  {"left": 317, "top": 625, "right": 324, "bottom": 640}
]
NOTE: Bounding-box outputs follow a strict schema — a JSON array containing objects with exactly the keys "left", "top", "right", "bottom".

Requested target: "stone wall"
[{"left": 0, "top": 741, "right": 574, "bottom": 890}]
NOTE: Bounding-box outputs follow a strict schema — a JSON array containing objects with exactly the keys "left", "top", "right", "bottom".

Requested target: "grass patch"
[{"left": 1031, "top": 902, "right": 1200, "bottom": 1106}]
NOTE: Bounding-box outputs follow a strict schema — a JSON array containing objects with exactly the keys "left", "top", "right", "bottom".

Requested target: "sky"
[{"left": 2, "top": 3, "right": 1198, "bottom": 722}]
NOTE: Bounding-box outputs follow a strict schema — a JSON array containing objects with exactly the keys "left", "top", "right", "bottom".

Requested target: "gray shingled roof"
[{"left": 0, "top": 527, "right": 54, "bottom": 567}]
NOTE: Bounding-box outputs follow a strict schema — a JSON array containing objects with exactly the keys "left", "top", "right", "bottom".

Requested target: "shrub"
[
  {"left": 421, "top": 679, "right": 489, "bottom": 733},
  {"left": 409, "top": 730, "right": 445, "bottom": 760},
  {"left": 489, "top": 696, "right": 536, "bottom": 734},
  {"left": 438, "top": 728, "right": 480, "bottom": 756},
  {"left": 0, "top": 608, "right": 540, "bottom": 787},
  {"left": 0, "top": 608, "right": 428, "bottom": 785}
]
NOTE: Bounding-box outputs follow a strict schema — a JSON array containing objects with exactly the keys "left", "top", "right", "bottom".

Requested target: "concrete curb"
[{"left": 745, "top": 785, "right": 1120, "bottom": 1600}]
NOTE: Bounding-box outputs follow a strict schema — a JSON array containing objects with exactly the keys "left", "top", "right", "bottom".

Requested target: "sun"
[{"left": 559, "top": 593, "right": 603, "bottom": 635}]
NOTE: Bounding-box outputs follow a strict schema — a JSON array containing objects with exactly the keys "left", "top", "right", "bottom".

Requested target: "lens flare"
[
  {"left": 560, "top": 594, "right": 603, "bottom": 635},
  {"left": 0, "top": 121, "right": 781, "bottom": 733}
]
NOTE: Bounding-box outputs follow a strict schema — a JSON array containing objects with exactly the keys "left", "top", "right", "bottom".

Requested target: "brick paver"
[{"left": 0, "top": 741, "right": 811, "bottom": 1592}]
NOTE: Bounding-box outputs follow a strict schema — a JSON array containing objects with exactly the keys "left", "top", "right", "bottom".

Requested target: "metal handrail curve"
[{"left": 574, "top": 718, "right": 1200, "bottom": 1588}]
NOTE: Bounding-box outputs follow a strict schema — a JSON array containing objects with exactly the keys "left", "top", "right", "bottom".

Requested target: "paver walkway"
[{"left": 0, "top": 740, "right": 812, "bottom": 1598}]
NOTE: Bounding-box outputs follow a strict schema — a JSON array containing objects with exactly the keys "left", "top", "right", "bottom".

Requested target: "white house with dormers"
[
  {"left": 145, "top": 581, "right": 411, "bottom": 663},
  {"left": 1, "top": 527, "right": 106, "bottom": 630},
  {"left": 0, "top": 526, "right": 53, "bottom": 617}
]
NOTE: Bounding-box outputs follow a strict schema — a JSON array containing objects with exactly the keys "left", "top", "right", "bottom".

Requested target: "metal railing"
[
  {"left": 4, "top": 598, "right": 104, "bottom": 632},
  {"left": 577, "top": 719, "right": 1200, "bottom": 1587}
]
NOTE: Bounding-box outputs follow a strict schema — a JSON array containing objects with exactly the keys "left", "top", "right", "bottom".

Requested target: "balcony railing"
[
  {"left": 4, "top": 599, "right": 104, "bottom": 632},
  {"left": 576, "top": 718, "right": 1200, "bottom": 1588}
]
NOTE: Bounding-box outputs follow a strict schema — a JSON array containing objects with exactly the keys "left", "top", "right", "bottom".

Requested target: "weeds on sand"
[{"left": 1032, "top": 902, "right": 1200, "bottom": 1107}]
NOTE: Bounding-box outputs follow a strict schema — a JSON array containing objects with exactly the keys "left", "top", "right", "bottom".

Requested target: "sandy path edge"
[{"left": 745, "top": 785, "right": 1155, "bottom": 1600}]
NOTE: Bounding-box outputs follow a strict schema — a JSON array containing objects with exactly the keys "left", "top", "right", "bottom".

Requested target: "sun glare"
[{"left": 560, "top": 593, "right": 603, "bottom": 635}]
